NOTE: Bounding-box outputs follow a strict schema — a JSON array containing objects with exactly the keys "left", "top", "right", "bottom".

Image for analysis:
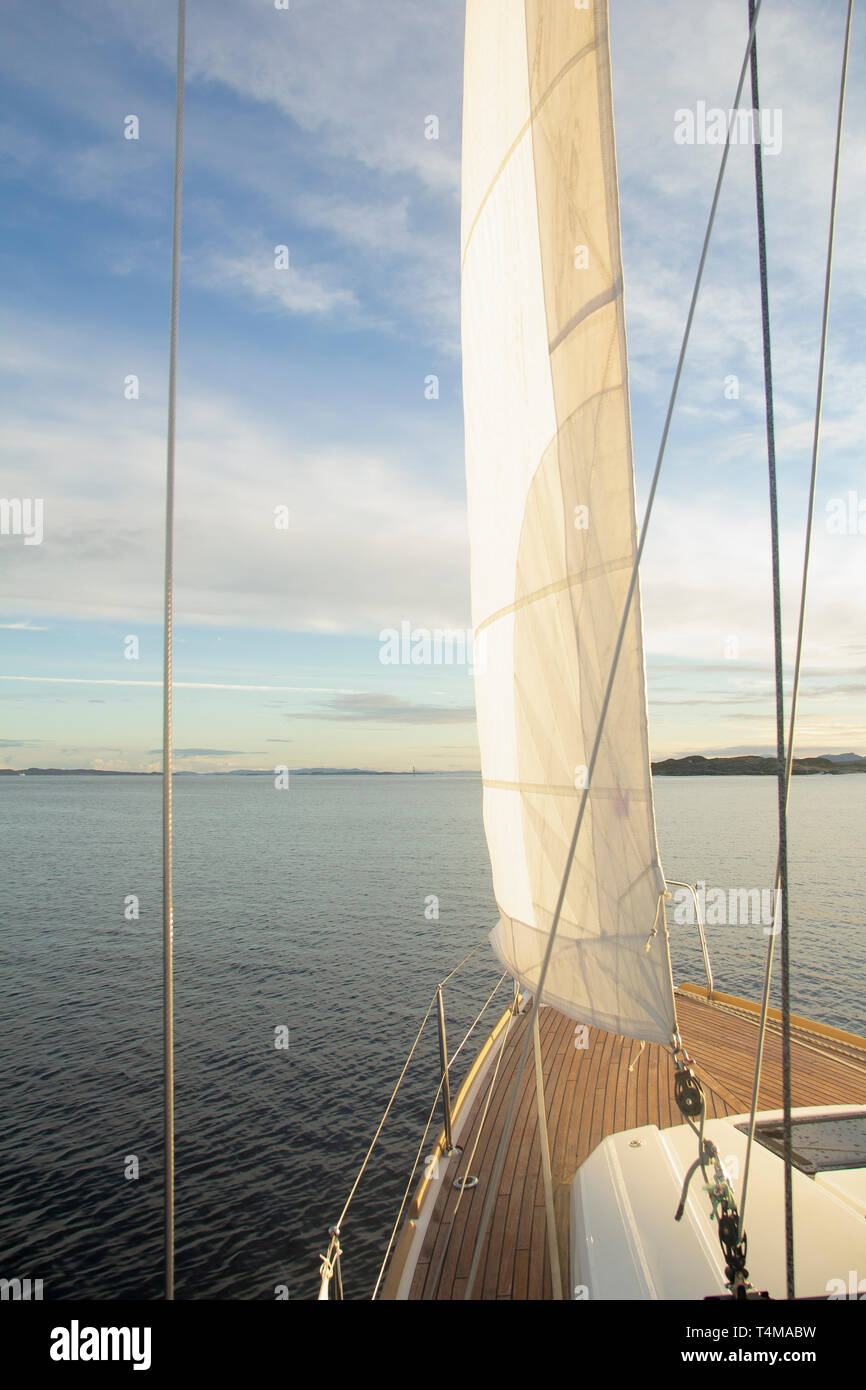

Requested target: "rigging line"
[
  {"left": 162, "top": 0, "right": 186, "bottom": 1304},
  {"left": 334, "top": 995, "right": 437, "bottom": 1232},
  {"left": 366, "top": 973, "right": 508, "bottom": 1295},
  {"left": 449, "top": 995, "right": 517, "bottom": 1226},
  {"left": 330, "top": 940, "right": 498, "bottom": 1243},
  {"left": 447, "top": 972, "right": 509, "bottom": 1067},
  {"left": 426, "top": 990, "right": 520, "bottom": 1300},
  {"left": 463, "top": 0, "right": 766, "bottom": 1301},
  {"left": 369, "top": 974, "right": 508, "bottom": 1298},
  {"left": 747, "top": 0, "right": 795, "bottom": 1299},
  {"left": 371, "top": 1073, "right": 447, "bottom": 1300},
  {"left": 738, "top": 0, "right": 855, "bottom": 1256},
  {"left": 438, "top": 937, "right": 488, "bottom": 989}
]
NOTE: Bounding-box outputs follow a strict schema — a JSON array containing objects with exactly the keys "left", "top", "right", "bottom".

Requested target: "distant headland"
[{"left": 650, "top": 753, "right": 866, "bottom": 776}]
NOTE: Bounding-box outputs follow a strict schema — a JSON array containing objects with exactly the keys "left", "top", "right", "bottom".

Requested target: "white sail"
[{"left": 462, "top": 0, "right": 677, "bottom": 1045}]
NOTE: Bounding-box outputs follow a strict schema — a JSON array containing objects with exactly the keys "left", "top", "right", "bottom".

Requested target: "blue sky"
[{"left": 1, "top": 0, "right": 864, "bottom": 772}]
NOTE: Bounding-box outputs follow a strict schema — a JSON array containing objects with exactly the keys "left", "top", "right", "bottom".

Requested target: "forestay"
[{"left": 461, "top": 0, "right": 676, "bottom": 1045}]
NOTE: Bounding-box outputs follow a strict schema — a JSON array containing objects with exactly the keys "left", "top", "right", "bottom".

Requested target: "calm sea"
[{"left": 1, "top": 772, "right": 863, "bottom": 1300}]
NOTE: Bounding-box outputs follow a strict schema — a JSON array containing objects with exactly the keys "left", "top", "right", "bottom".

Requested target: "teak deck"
[{"left": 392, "top": 985, "right": 866, "bottom": 1301}]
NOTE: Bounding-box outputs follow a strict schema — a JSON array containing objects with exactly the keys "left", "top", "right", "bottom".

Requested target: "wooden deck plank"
[
  {"left": 401, "top": 990, "right": 866, "bottom": 1300},
  {"left": 450, "top": 1011, "right": 536, "bottom": 1295}
]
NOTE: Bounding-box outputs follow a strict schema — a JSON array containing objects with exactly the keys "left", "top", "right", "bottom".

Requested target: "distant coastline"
[
  {"left": 0, "top": 766, "right": 446, "bottom": 777},
  {"left": 0, "top": 766, "right": 424, "bottom": 777},
  {"left": 2, "top": 755, "right": 865, "bottom": 777},
  {"left": 651, "top": 754, "right": 866, "bottom": 777}
]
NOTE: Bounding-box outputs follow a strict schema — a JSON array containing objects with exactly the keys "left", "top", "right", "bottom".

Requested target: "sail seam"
[
  {"left": 482, "top": 779, "right": 649, "bottom": 800},
  {"left": 475, "top": 553, "right": 631, "bottom": 635},
  {"left": 548, "top": 277, "right": 622, "bottom": 353},
  {"left": 461, "top": 38, "right": 599, "bottom": 271}
]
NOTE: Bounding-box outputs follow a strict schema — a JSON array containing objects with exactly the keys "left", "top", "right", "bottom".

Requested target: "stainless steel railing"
[
  {"left": 317, "top": 944, "right": 508, "bottom": 1299},
  {"left": 666, "top": 878, "right": 714, "bottom": 996}
]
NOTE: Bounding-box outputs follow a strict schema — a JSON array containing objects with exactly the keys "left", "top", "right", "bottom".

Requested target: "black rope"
[{"left": 747, "top": 0, "right": 794, "bottom": 1300}]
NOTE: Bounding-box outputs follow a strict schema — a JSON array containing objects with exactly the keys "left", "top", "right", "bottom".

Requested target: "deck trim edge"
[{"left": 677, "top": 982, "right": 866, "bottom": 1055}]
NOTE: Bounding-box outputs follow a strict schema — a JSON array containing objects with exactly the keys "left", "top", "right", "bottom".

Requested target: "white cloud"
[
  {"left": 197, "top": 246, "right": 359, "bottom": 318},
  {"left": 0, "top": 322, "right": 470, "bottom": 632},
  {"left": 641, "top": 492, "right": 866, "bottom": 673}
]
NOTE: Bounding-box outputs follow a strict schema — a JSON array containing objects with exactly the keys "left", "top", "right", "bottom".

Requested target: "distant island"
[
  {"left": 651, "top": 753, "right": 866, "bottom": 777},
  {"left": 3, "top": 755, "right": 865, "bottom": 778},
  {"left": 0, "top": 766, "right": 433, "bottom": 777}
]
